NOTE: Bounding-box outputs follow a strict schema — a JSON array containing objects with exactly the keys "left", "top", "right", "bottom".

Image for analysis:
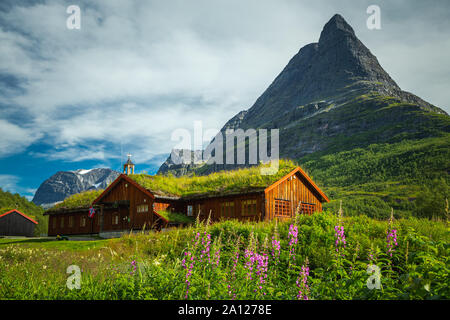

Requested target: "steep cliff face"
[
  {"left": 158, "top": 14, "right": 448, "bottom": 176},
  {"left": 32, "top": 168, "right": 120, "bottom": 208}
]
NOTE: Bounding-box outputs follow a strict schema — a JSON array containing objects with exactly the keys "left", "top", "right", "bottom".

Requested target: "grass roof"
[
  {"left": 46, "top": 189, "right": 104, "bottom": 212},
  {"left": 129, "top": 160, "right": 297, "bottom": 198},
  {"left": 154, "top": 210, "right": 194, "bottom": 224}
]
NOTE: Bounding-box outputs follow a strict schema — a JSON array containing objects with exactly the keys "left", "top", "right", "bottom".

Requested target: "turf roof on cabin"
[
  {"left": 45, "top": 160, "right": 298, "bottom": 212},
  {"left": 128, "top": 160, "right": 298, "bottom": 198},
  {"left": 45, "top": 189, "right": 104, "bottom": 212}
]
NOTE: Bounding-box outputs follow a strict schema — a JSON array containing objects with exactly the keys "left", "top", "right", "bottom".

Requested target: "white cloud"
[
  {"left": 0, "top": 119, "right": 40, "bottom": 157},
  {"left": 0, "top": 174, "right": 20, "bottom": 193},
  {"left": 0, "top": 0, "right": 448, "bottom": 166},
  {"left": 0, "top": 174, "right": 37, "bottom": 199}
]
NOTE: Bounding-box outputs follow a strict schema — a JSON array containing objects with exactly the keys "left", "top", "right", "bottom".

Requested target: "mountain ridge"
[
  {"left": 158, "top": 14, "right": 448, "bottom": 176},
  {"left": 32, "top": 168, "right": 120, "bottom": 208}
]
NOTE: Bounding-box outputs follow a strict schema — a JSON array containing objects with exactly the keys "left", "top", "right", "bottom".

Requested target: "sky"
[{"left": 0, "top": 0, "right": 449, "bottom": 200}]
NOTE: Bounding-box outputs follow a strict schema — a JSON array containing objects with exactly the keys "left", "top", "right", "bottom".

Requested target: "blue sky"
[{"left": 1, "top": 0, "right": 449, "bottom": 200}]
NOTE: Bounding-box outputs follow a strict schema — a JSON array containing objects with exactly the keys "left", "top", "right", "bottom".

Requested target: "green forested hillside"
[
  {"left": 0, "top": 188, "right": 47, "bottom": 236},
  {"left": 301, "top": 134, "right": 450, "bottom": 219}
]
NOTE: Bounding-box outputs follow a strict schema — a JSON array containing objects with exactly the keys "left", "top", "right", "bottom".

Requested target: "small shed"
[{"left": 0, "top": 209, "right": 38, "bottom": 237}]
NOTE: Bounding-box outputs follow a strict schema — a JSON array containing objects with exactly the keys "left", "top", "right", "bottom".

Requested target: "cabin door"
[{"left": 120, "top": 208, "right": 130, "bottom": 230}]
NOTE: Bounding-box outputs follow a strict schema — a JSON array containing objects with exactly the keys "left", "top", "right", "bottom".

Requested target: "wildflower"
[
  {"left": 296, "top": 259, "right": 310, "bottom": 300},
  {"left": 130, "top": 260, "right": 137, "bottom": 275},
  {"left": 199, "top": 232, "right": 211, "bottom": 263},
  {"left": 244, "top": 232, "right": 257, "bottom": 280},
  {"left": 182, "top": 251, "right": 195, "bottom": 299},
  {"left": 182, "top": 231, "right": 202, "bottom": 299},
  {"left": 288, "top": 224, "right": 298, "bottom": 263},
  {"left": 253, "top": 252, "right": 269, "bottom": 296},
  {"left": 213, "top": 247, "right": 221, "bottom": 268},
  {"left": 244, "top": 248, "right": 256, "bottom": 280},
  {"left": 386, "top": 209, "right": 398, "bottom": 258},
  {"left": 153, "top": 260, "right": 161, "bottom": 266},
  {"left": 271, "top": 236, "right": 281, "bottom": 265},
  {"left": 386, "top": 229, "right": 398, "bottom": 258},
  {"left": 271, "top": 220, "right": 281, "bottom": 265},
  {"left": 228, "top": 237, "right": 240, "bottom": 299},
  {"left": 334, "top": 225, "right": 346, "bottom": 254}
]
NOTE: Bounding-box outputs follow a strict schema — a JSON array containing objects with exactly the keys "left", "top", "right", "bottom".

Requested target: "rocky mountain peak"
[
  {"left": 318, "top": 14, "right": 356, "bottom": 44},
  {"left": 32, "top": 168, "right": 120, "bottom": 208},
  {"left": 158, "top": 14, "right": 448, "bottom": 176}
]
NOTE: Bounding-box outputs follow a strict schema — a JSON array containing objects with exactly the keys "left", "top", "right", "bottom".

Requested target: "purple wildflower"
[
  {"left": 228, "top": 241, "right": 240, "bottom": 299},
  {"left": 288, "top": 224, "right": 298, "bottom": 263},
  {"left": 244, "top": 248, "right": 256, "bottom": 280},
  {"left": 130, "top": 260, "right": 137, "bottom": 275},
  {"left": 334, "top": 225, "right": 346, "bottom": 254},
  {"left": 271, "top": 236, "right": 281, "bottom": 265},
  {"left": 253, "top": 252, "right": 269, "bottom": 296},
  {"left": 386, "top": 229, "right": 398, "bottom": 258},
  {"left": 296, "top": 263, "right": 310, "bottom": 300}
]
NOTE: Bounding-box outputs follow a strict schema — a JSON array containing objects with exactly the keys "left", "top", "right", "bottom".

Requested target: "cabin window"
[
  {"left": 112, "top": 214, "right": 119, "bottom": 225},
  {"left": 220, "top": 201, "right": 235, "bottom": 218},
  {"left": 242, "top": 199, "right": 257, "bottom": 216},
  {"left": 187, "top": 205, "right": 193, "bottom": 216},
  {"left": 80, "top": 216, "right": 86, "bottom": 227},
  {"left": 68, "top": 216, "right": 74, "bottom": 228},
  {"left": 137, "top": 204, "right": 149, "bottom": 213},
  {"left": 52, "top": 217, "right": 56, "bottom": 229},
  {"left": 300, "top": 203, "right": 316, "bottom": 215},
  {"left": 60, "top": 217, "right": 64, "bottom": 228},
  {"left": 275, "top": 199, "right": 291, "bottom": 216}
]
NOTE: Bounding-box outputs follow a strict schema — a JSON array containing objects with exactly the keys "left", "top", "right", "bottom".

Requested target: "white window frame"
[{"left": 187, "top": 205, "right": 193, "bottom": 216}]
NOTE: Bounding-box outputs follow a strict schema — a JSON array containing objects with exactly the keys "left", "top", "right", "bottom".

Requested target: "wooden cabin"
[
  {"left": 44, "top": 163, "right": 329, "bottom": 236},
  {"left": 0, "top": 209, "right": 38, "bottom": 237},
  {"left": 45, "top": 204, "right": 127, "bottom": 236}
]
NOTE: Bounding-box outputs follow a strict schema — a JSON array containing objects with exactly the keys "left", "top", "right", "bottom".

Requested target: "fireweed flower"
[
  {"left": 271, "top": 220, "right": 281, "bottom": 265},
  {"left": 244, "top": 248, "right": 256, "bottom": 280},
  {"left": 296, "top": 263, "right": 310, "bottom": 300},
  {"left": 182, "top": 231, "right": 202, "bottom": 299},
  {"left": 199, "top": 232, "right": 211, "bottom": 263},
  {"left": 334, "top": 225, "right": 346, "bottom": 254},
  {"left": 386, "top": 209, "right": 398, "bottom": 258},
  {"left": 253, "top": 252, "right": 269, "bottom": 296},
  {"left": 386, "top": 229, "right": 398, "bottom": 258},
  {"left": 212, "top": 243, "right": 221, "bottom": 268},
  {"left": 181, "top": 251, "right": 195, "bottom": 299},
  {"left": 244, "top": 232, "right": 258, "bottom": 280},
  {"left": 228, "top": 240, "right": 240, "bottom": 299},
  {"left": 271, "top": 236, "right": 281, "bottom": 265},
  {"left": 288, "top": 224, "right": 298, "bottom": 263},
  {"left": 130, "top": 260, "right": 137, "bottom": 275}
]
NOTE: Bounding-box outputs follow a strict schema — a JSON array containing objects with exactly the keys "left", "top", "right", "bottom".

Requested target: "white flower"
[{"left": 153, "top": 260, "right": 161, "bottom": 266}]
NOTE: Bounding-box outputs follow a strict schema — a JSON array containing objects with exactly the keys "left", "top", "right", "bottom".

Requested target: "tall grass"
[{"left": 0, "top": 210, "right": 448, "bottom": 300}]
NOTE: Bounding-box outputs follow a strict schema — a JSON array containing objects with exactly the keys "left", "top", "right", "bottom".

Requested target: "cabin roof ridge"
[{"left": 0, "top": 209, "right": 38, "bottom": 224}]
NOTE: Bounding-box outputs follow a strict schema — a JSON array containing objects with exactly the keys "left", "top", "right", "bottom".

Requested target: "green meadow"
[{"left": 1, "top": 211, "right": 448, "bottom": 300}]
